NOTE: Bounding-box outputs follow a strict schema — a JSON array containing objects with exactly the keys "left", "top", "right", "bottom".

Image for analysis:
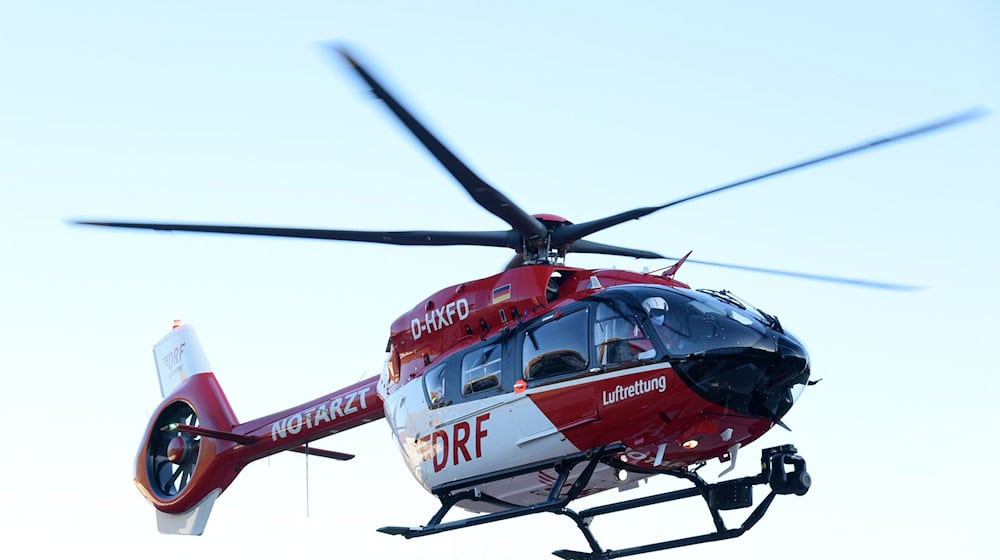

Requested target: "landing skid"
[{"left": 378, "top": 444, "right": 810, "bottom": 559}]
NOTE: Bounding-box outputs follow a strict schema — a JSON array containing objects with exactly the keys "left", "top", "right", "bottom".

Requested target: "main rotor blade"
[
  {"left": 566, "top": 239, "right": 665, "bottom": 259},
  {"left": 72, "top": 220, "right": 517, "bottom": 248},
  {"left": 331, "top": 45, "right": 548, "bottom": 242},
  {"left": 553, "top": 107, "right": 986, "bottom": 246},
  {"left": 660, "top": 254, "right": 922, "bottom": 291}
]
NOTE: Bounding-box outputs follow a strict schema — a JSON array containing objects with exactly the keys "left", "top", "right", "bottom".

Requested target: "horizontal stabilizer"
[
  {"left": 163, "top": 423, "right": 258, "bottom": 445},
  {"left": 289, "top": 446, "right": 355, "bottom": 461}
]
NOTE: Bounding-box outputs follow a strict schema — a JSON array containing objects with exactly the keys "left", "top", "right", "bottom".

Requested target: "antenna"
[{"left": 305, "top": 442, "right": 310, "bottom": 517}]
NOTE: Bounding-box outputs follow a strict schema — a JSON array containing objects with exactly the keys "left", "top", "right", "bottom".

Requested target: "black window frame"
[
  {"left": 519, "top": 306, "right": 592, "bottom": 384},
  {"left": 592, "top": 300, "right": 655, "bottom": 368},
  {"left": 460, "top": 342, "right": 503, "bottom": 396},
  {"left": 423, "top": 362, "right": 449, "bottom": 409}
]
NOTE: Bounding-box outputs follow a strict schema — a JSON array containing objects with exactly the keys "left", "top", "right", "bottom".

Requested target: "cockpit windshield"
[
  {"left": 625, "top": 285, "right": 777, "bottom": 357},
  {"left": 696, "top": 288, "right": 781, "bottom": 331}
]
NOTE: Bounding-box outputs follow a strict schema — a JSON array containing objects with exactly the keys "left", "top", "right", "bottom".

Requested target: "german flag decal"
[{"left": 492, "top": 283, "right": 512, "bottom": 304}]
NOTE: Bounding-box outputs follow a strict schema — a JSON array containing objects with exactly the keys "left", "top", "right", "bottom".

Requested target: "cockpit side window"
[
  {"left": 424, "top": 363, "right": 448, "bottom": 408},
  {"left": 521, "top": 308, "right": 590, "bottom": 381},
  {"left": 593, "top": 302, "right": 653, "bottom": 365},
  {"left": 461, "top": 343, "right": 502, "bottom": 395}
]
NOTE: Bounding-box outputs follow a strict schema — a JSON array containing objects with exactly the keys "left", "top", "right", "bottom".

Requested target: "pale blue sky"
[{"left": 2, "top": 2, "right": 998, "bottom": 558}]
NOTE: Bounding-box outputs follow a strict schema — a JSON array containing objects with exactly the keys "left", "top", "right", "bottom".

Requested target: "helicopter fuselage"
[{"left": 378, "top": 265, "right": 810, "bottom": 510}]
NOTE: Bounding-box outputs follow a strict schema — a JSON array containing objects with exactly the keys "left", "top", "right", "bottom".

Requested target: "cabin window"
[
  {"left": 593, "top": 302, "right": 653, "bottom": 365},
  {"left": 424, "top": 363, "right": 448, "bottom": 408},
  {"left": 461, "top": 343, "right": 502, "bottom": 395},
  {"left": 522, "top": 308, "right": 590, "bottom": 381},
  {"left": 386, "top": 342, "right": 401, "bottom": 384}
]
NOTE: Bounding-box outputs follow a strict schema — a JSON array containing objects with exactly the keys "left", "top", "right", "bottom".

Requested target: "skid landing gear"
[
  {"left": 554, "top": 444, "right": 810, "bottom": 559},
  {"left": 378, "top": 444, "right": 810, "bottom": 559}
]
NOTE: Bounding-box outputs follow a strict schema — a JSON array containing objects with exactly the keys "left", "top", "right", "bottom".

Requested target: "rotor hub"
[{"left": 166, "top": 435, "right": 189, "bottom": 464}]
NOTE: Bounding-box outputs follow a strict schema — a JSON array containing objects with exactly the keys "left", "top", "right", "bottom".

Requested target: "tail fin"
[
  {"left": 135, "top": 323, "right": 241, "bottom": 535},
  {"left": 152, "top": 321, "right": 213, "bottom": 398},
  {"left": 134, "top": 322, "right": 385, "bottom": 535}
]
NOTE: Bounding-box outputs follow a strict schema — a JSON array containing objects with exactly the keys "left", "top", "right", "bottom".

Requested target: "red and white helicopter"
[{"left": 76, "top": 45, "right": 980, "bottom": 559}]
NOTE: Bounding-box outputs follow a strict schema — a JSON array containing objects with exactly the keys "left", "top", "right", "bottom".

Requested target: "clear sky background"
[{"left": 2, "top": 2, "right": 999, "bottom": 558}]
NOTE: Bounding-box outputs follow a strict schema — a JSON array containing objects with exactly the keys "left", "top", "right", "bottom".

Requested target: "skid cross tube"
[{"left": 378, "top": 444, "right": 627, "bottom": 538}]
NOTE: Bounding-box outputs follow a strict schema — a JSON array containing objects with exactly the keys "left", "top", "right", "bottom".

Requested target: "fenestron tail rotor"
[
  {"left": 148, "top": 401, "right": 201, "bottom": 499},
  {"left": 70, "top": 45, "right": 986, "bottom": 289}
]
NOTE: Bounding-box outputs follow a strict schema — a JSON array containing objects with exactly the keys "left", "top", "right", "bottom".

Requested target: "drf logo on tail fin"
[
  {"left": 153, "top": 324, "right": 212, "bottom": 398},
  {"left": 161, "top": 343, "right": 186, "bottom": 371}
]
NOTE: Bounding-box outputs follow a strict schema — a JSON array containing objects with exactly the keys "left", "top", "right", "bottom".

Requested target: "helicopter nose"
[
  {"left": 750, "top": 333, "right": 811, "bottom": 422},
  {"left": 672, "top": 331, "right": 810, "bottom": 423}
]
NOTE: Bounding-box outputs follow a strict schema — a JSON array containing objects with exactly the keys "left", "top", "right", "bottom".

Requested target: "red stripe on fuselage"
[{"left": 525, "top": 365, "right": 773, "bottom": 466}]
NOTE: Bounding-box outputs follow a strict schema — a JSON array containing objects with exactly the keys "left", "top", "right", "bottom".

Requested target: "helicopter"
[{"left": 74, "top": 45, "right": 982, "bottom": 559}]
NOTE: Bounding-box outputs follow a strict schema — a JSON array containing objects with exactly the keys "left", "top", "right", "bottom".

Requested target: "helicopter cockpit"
[
  {"left": 611, "top": 284, "right": 811, "bottom": 423},
  {"left": 619, "top": 285, "right": 780, "bottom": 358}
]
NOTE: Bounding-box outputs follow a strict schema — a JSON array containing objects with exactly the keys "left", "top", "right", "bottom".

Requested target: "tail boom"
[{"left": 239, "top": 375, "right": 383, "bottom": 454}]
